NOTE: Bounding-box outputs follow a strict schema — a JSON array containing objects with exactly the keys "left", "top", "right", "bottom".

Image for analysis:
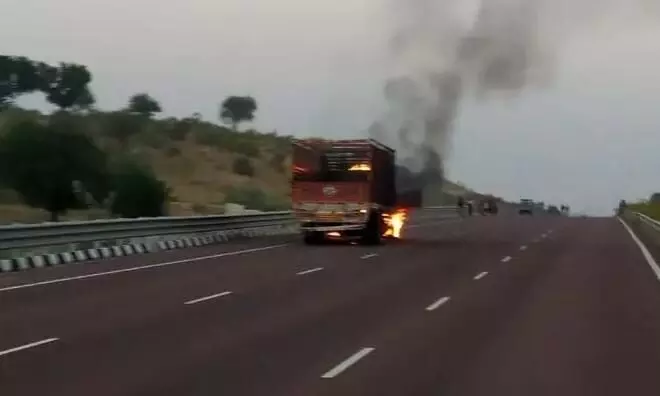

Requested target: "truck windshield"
[{"left": 293, "top": 144, "right": 371, "bottom": 182}]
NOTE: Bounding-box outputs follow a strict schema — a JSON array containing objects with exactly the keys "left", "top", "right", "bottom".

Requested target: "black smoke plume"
[{"left": 371, "top": 0, "right": 551, "bottom": 192}]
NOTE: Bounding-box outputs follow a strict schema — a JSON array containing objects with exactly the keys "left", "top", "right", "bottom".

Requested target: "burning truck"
[{"left": 291, "top": 138, "right": 423, "bottom": 245}]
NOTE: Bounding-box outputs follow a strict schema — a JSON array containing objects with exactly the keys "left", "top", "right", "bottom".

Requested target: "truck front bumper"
[{"left": 299, "top": 223, "right": 366, "bottom": 232}]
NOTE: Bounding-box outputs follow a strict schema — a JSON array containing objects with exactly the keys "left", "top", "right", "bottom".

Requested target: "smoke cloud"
[
  {"left": 371, "top": 0, "right": 553, "bottom": 190},
  {"left": 372, "top": 0, "right": 660, "bottom": 193}
]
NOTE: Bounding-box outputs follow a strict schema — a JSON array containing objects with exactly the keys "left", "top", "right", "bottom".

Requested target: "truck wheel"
[
  {"left": 303, "top": 231, "right": 324, "bottom": 245},
  {"left": 360, "top": 213, "right": 382, "bottom": 245}
]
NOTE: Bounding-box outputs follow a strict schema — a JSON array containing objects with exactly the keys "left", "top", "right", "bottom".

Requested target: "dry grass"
[
  {"left": 0, "top": 205, "right": 109, "bottom": 225},
  {"left": 629, "top": 202, "right": 660, "bottom": 221},
  {"left": 144, "top": 135, "right": 289, "bottom": 206}
]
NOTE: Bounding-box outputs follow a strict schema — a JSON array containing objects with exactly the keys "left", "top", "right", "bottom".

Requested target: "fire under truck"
[{"left": 291, "top": 138, "right": 422, "bottom": 245}]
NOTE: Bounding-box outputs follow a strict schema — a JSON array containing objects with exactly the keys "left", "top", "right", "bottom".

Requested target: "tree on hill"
[
  {"left": 127, "top": 93, "right": 162, "bottom": 118},
  {"left": 40, "top": 62, "right": 94, "bottom": 111},
  {"left": 0, "top": 119, "right": 109, "bottom": 221},
  {"left": 224, "top": 185, "right": 289, "bottom": 211},
  {"left": 0, "top": 56, "right": 41, "bottom": 110},
  {"left": 72, "top": 88, "right": 96, "bottom": 112},
  {"left": 219, "top": 95, "right": 257, "bottom": 130}
]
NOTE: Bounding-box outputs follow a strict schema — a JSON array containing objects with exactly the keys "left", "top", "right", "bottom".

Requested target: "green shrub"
[
  {"left": 191, "top": 203, "right": 208, "bottom": 214},
  {"left": 194, "top": 127, "right": 225, "bottom": 148},
  {"left": 161, "top": 117, "right": 194, "bottom": 141},
  {"left": 629, "top": 202, "right": 660, "bottom": 221},
  {"left": 224, "top": 185, "right": 289, "bottom": 211},
  {"left": 0, "top": 189, "right": 20, "bottom": 204},
  {"left": 232, "top": 156, "right": 254, "bottom": 176},
  {"left": 269, "top": 152, "right": 287, "bottom": 173},
  {"left": 231, "top": 138, "right": 260, "bottom": 157},
  {"left": 134, "top": 128, "right": 167, "bottom": 148},
  {"left": 110, "top": 161, "right": 169, "bottom": 218},
  {"left": 166, "top": 146, "right": 181, "bottom": 157},
  {"left": 194, "top": 126, "right": 260, "bottom": 157}
]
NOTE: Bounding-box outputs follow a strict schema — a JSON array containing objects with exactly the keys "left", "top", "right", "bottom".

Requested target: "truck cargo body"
[{"left": 291, "top": 138, "right": 403, "bottom": 244}]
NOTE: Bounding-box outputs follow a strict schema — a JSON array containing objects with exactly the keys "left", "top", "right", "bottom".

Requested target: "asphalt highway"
[{"left": 2, "top": 213, "right": 660, "bottom": 395}]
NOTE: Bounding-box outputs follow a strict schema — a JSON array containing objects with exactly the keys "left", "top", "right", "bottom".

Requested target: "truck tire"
[
  {"left": 303, "top": 231, "right": 324, "bottom": 245},
  {"left": 360, "top": 212, "right": 382, "bottom": 245}
]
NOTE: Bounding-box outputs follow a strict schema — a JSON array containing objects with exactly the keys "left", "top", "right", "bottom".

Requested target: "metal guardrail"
[
  {"left": 0, "top": 207, "right": 459, "bottom": 252},
  {"left": 634, "top": 212, "right": 660, "bottom": 232},
  {"left": 0, "top": 211, "right": 296, "bottom": 251}
]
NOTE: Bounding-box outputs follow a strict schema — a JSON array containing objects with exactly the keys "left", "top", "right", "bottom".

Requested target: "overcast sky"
[{"left": 3, "top": 0, "right": 660, "bottom": 215}]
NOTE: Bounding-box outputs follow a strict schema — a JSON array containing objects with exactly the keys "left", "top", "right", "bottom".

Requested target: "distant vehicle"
[
  {"left": 482, "top": 197, "right": 499, "bottom": 215},
  {"left": 519, "top": 199, "right": 534, "bottom": 215},
  {"left": 547, "top": 205, "right": 561, "bottom": 215}
]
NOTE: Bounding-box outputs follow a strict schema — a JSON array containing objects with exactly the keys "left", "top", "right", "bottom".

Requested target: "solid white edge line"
[
  {"left": 474, "top": 271, "right": 488, "bottom": 280},
  {"left": 321, "top": 347, "right": 375, "bottom": 378},
  {"left": 426, "top": 296, "right": 451, "bottom": 311},
  {"left": 0, "top": 244, "right": 288, "bottom": 293},
  {"left": 618, "top": 217, "right": 660, "bottom": 281},
  {"left": 296, "top": 267, "right": 324, "bottom": 276},
  {"left": 361, "top": 253, "right": 378, "bottom": 259},
  {"left": 184, "top": 291, "right": 233, "bottom": 305},
  {"left": 501, "top": 256, "right": 512, "bottom": 263},
  {"left": 0, "top": 338, "right": 59, "bottom": 357}
]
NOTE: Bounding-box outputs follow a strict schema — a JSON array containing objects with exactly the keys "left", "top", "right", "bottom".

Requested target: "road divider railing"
[
  {"left": 0, "top": 206, "right": 460, "bottom": 273},
  {"left": 633, "top": 212, "right": 660, "bottom": 232},
  {"left": 623, "top": 211, "right": 660, "bottom": 253}
]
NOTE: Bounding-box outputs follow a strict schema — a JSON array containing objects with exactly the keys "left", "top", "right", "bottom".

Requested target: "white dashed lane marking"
[
  {"left": 184, "top": 291, "right": 233, "bottom": 305},
  {"left": 0, "top": 338, "right": 59, "bottom": 357},
  {"left": 321, "top": 348, "right": 375, "bottom": 378},
  {"left": 426, "top": 296, "right": 451, "bottom": 311},
  {"left": 474, "top": 271, "right": 488, "bottom": 280},
  {"left": 296, "top": 267, "right": 324, "bottom": 276}
]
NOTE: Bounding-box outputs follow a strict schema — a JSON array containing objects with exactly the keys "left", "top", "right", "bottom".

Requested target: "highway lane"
[
  {"left": 2, "top": 215, "right": 650, "bottom": 395},
  {"left": 0, "top": 211, "right": 455, "bottom": 290},
  {"left": 0, "top": 215, "right": 460, "bottom": 349},
  {"left": 3, "top": 215, "right": 552, "bottom": 394},
  {"left": 286, "top": 217, "right": 660, "bottom": 396}
]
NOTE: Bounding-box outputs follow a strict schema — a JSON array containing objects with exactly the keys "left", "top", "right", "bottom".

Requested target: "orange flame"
[
  {"left": 349, "top": 163, "right": 371, "bottom": 171},
  {"left": 383, "top": 209, "right": 407, "bottom": 238}
]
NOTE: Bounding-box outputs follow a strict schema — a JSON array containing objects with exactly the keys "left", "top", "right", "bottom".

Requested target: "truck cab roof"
[{"left": 293, "top": 138, "right": 395, "bottom": 153}]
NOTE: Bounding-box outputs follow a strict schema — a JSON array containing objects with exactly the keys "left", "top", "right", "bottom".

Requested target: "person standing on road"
[
  {"left": 457, "top": 196, "right": 466, "bottom": 217},
  {"left": 617, "top": 199, "right": 627, "bottom": 216}
]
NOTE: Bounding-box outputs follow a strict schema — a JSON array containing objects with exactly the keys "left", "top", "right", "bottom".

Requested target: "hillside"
[{"left": 0, "top": 108, "right": 472, "bottom": 224}]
